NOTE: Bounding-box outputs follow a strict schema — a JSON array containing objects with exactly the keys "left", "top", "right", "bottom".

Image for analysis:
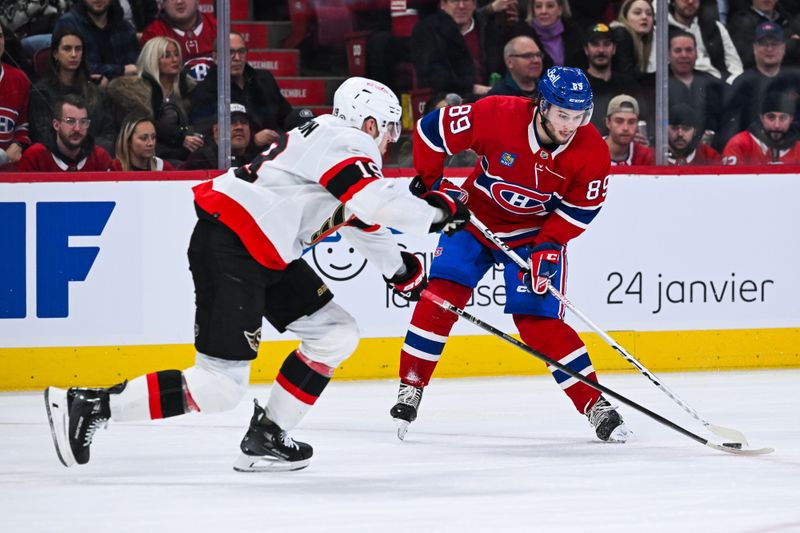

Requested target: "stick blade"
[
  {"left": 706, "top": 442, "right": 775, "bottom": 456},
  {"left": 706, "top": 422, "right": 750, "bottom": 447}
]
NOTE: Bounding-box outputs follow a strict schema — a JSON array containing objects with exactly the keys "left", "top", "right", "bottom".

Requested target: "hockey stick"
[
  {"left": 468, "top": 213, "right": 756, "bottom": 447},
  {"left": 422, "top": 290, "right": 772, "bottom": 455}
]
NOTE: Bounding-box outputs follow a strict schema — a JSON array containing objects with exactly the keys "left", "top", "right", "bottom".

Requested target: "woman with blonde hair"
[
  {"left": 610, "top": 0, "right": 656, "bottom": 75},
  {"left": 135, "top": 35, "right": 202, "bottom": 162},
  {"left": 111, "top": 115, "right": 175, "bottom": 171}
]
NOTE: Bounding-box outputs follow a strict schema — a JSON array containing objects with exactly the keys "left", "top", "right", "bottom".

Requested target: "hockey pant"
[
  {"left": 110, "top": 300, "right": 359, "bottom": 431},
  {"left": 399, "top": 278, "right": 601, "bottom": 413}
]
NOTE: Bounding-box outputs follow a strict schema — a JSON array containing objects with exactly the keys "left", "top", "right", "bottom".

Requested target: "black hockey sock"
[
  {"left": 146, "top": 370, "right": 189, "bottom": 419},
  {"left": 274, "top": 351, "right": 331, "bottom": 407}
]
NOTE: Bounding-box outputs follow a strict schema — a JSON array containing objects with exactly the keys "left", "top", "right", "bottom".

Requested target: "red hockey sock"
[
  {"left": 513, "top": 315, "right": 601, "bottom": 413},
  {"left": 399, "top": 279, "right": 472, "bottom": 387},
  {"left": 145, "top": 370, "right": 189, "bottom": 419}
]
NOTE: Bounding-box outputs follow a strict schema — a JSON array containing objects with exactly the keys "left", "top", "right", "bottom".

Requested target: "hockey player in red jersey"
[
  {"left": 390, "top": 66, "right": 631, "bottom": 443},
  {"left": 44, "top": 77, "right": 469, "bottom": 472}
]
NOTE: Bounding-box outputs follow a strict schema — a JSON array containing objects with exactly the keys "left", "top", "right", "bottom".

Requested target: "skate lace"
[
  {"left": 397, "top": 384, "right": 422, "bottom": 408},
  {"left": 84, "top": 416, "right": 109, "bottom": 446},
  {"left": 586, "top": 399, "right": 614, "bottom": 428},
  {"left": 279, "top": 432, "right": 300, "bottom": 450}
]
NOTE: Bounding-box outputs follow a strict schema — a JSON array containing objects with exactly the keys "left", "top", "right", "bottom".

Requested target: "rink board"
[{"left": 1, "top": 167, "right": 799, "bottom": 389}]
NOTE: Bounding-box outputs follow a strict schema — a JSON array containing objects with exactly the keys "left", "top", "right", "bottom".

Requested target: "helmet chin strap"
[{"left": 537, "top": 106, "right": 559, "bottom": 145}]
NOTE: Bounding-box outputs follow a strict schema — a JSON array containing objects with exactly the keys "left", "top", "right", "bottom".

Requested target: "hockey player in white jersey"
[{"left": 44, "top": 77, "right": 470, "bottom": 472}]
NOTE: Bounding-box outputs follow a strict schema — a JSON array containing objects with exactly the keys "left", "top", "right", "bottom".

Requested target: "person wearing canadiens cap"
[
  {"left": 604, "top": 94, "right": 655, "bottom": 166},
  {"left": 667, "top": 103, "right": 722, "bottom": 165},
  {"left": 181, "top": 102, "right": 258, "bottom": 170},
  {"left": 727, "top": 3, "right": 799, "bottom": 70}
]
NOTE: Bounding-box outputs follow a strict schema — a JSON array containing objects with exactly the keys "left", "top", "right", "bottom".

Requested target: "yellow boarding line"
[{"left": 2, "top": 328, "right": 798, "bottom": 390}]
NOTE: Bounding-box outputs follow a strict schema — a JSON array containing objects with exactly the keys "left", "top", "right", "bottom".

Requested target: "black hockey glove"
[
  {"left": 423, "top": 190, "right": 470, "bottom": 236},
  {"left": 409, "top": 175, "right": 429, "bottom": 197},
  {"left": 384, "top": 251, "right": 428, "bottom": 301}
]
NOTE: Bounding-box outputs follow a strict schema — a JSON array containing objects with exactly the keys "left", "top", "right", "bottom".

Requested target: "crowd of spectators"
[
  {"left": 0, "top": 0, "right": 301, "bottom": 172},
  {"left": 2, "top": 0, "right": 799, "bottom": 170}
]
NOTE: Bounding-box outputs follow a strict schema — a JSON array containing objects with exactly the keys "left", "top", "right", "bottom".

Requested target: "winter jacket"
[
  {"left": 54, "top": 0, "right": 139, "bottom": 80},
  {"left": 189, "top": 64, "right": 293, "bottom": 133}
]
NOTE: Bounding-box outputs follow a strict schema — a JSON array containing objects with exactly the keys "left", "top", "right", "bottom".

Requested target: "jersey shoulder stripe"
[{"left": 319, "top": 156, "right": 378, "bottom": 203}]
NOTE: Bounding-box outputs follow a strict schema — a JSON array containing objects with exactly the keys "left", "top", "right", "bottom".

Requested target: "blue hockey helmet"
[{"left": 538, "top": 66, "right": 594, "bottom": 126}]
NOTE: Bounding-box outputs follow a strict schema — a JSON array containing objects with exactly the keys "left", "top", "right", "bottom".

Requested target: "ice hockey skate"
[
  {"left": 233, "top": 400, "right": 313, "bottom": 472},
  {"left": 390, "top": 383, "right": 424, "bottom": 440},
  {"left": 44, "top": 382, "right": 124, "bottom": 467},
  {"left": 586, "top": 396, "right": 631, "bottom": 443}
]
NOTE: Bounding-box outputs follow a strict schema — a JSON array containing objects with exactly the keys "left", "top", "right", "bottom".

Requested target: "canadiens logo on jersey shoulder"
[{"left": 499, "top": 152, "right": 517, "bottom": 167}]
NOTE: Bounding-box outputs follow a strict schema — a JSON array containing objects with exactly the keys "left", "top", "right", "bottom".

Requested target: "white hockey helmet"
[{"left": 333, "top": 77, "right": 403, "bottom": 145}]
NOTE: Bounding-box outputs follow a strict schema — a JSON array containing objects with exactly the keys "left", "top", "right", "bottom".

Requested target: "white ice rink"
[{"left": 2, "top": 369, "right": 799, "bottom": 533}]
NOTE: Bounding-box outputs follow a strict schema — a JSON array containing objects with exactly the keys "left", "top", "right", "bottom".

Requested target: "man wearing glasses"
[
  {"left": 487, "top": 35, "right": 543, "bottom": 97},
  {"left": 17, "top": 94, "right": 113, "bottom": 172},
  {"left": 190, "top": 32, "right": 293, "bottom": 149}
]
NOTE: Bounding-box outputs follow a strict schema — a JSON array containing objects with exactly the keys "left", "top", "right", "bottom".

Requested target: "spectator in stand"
[
  {"left": 181, "top": 103, "right": 258, "bottom": 170},
  {"left": 0, "top": 24, "right": 31, "bottom": 169},
  {"left": 604, "top": 94, "right": 655, "bottom": 165},
  {"left": 720, "top": 22, "right": 800, "bottom": 144},
  {"left": 610, "top": 0, "right": 656, "bottom": 76},
  {"left": 727, "top": 0, "right": 800, "bottom": 68},
  {"left": 411, "top": 0, "right": 494, "bottom": 98},
  {"left": 583, "top": 22, "right": 640, "bottom": 135},
  {"left": 0, "top": 1, "right": 70, "bottom": 67},
  {"left": 487, "top": 35, "right": 543, "bottom": 96},
  {"left": 140, "top": 0, "right": 217, "bottom": 82},
  {"left": 190, "top": 32, "right": 293, "bottom": 150},
  {"left": 54, "top": 0, "right": 139, "bottom": 86},
  {"left": 668, "top": 0, "right": 743, "bottom": 83},
  {"left": 568, "top": 0, "right": 620, "bottom": 28},
  {"left": 18, "top": 94, "right": 113, "bottom": 171},
  {"left": 119, "top": 0, "right": 160, "bottom": 36},
  {"left": 135, "top": 36, "right": 201, "bottom": 162},
  {"left": 667, "top": 103, "right": 723, "bottom": 164},
  {"left": 111, "top": 114, "right": 174, "bottom": 171},
  {"left": 510, "top": 0, "right": 586, "bottom": 69},
  {"left": 668, "top": 29, "right": 726, "bottom": 149},
  {"left": 723, "top": 91, "right": 800, "bottom": 163},
  {"left": 28, "top": 27, "right": 116, "bottom": 155}
]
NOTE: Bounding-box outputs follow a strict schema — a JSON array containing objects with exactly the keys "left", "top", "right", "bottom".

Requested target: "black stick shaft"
[{"left": 423, "top": 292, "right": 711, "bottom": 447}]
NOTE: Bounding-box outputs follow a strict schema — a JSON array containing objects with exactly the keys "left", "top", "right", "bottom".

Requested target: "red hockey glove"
[
  {"left": 384, "top": 251, "right": 428, "bottom": 301},
  {"left": 522, "top": 243, "right": 561, "bottom": 295},
  {"left": 422, "top": 190, "right": 470, "bottom": 236},
  {"left": 432, "top": 177, "right": 469, "bottom": 204}
]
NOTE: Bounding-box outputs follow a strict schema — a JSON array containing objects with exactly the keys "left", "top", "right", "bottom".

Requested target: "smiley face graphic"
[{"left": 310, "top": 232, "right": 368, "bottom": 281}]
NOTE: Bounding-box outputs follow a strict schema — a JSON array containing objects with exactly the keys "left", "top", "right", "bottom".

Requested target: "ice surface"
[{"left": 2, "top": 370, "right": 799, "bottom": 532}]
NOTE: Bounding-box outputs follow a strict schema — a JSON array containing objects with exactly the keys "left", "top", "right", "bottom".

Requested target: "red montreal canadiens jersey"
[
  {"left": 414, "top": 96, "right": 611, "bottom": 247},
  {"left": 608, "top": 141, "right": 655, "bottom": 166},
  {"left": 668, "top": 142, "right": 721, "bottom": 165},
  {"left": 0, "top": 63, "right": 31, "bottom": 149},
  {"left": 17, "top": 143, "right": 114, "bottom": 172},
  {"left": 193, "top": 114, "right": 439, "bottom": 274},
  {"left": 140, "top": 13, "right": 217, "bottom": 81},
  {"left": 722, "top": 131, "right": 800, "bottom": 165}
]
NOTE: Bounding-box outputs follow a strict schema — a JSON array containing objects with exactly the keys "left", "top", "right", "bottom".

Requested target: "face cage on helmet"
[
  {"left": 379, "top": 120, "right": 402, "bottom": 144},
  {"left": 540, "top": 99, "right": 594, "bottom": 128}
]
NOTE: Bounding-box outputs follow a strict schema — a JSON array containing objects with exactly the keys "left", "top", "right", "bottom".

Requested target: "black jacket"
[
  {"left": 189, "top": 63, "right": 293, "bottom": 133},
  {"left": 668, "top": 70, "right": 726, "bottom": 149},
  {"left": 141, "top": 71, "right": 195, "bottom": 161},
  {"left": 411, "top": 10, "right": 496, "bottom": 95}
]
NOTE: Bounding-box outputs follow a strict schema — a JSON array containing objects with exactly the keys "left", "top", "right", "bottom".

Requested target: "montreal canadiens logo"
[{"left": 490, "top": 182, "right": 551, "bottom": 215}]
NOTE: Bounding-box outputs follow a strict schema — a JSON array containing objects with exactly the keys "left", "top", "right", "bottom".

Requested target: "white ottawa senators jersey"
[
  {"left": 414, "top": 96, "right": 611, "bottom": 247},
  {"left": 193, "top": 114, "right": 437, "bottom": 275}
]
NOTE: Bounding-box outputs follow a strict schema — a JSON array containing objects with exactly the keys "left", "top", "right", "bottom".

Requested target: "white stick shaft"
[{"left": 468, "top": 212, "right": 749, "bottom": 445}]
